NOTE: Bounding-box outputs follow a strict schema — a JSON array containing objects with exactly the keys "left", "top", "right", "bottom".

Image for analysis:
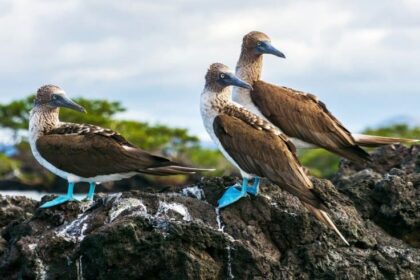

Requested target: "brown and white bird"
[
  {"left": 233, "top": 31, "right": 418, "bottom": 164},
  {"left": 200, "top": 63, "right": 349, "bottom": 245},
  {"left": 29, "top": 85, "right": 212, "bottom": 208}
]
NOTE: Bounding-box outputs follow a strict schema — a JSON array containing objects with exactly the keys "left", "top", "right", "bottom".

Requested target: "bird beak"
[
  {"left": 257, "top": 41, "right": 286, "bottom": 58},
  {"left": 225, "top": 73, "right": 253, "bottom": 90},
  {"left": 51, "top": 94, "right": 86, "bottom": 113}
]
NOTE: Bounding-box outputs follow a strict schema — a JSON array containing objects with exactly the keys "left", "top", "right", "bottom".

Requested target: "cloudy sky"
[{"left": 0, "top": 0, "right": 419, "bottom": 141}]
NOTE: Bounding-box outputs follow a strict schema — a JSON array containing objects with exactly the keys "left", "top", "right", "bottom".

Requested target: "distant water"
[{"left": 0, "top": 191, "right": 85, "bottom": 201}]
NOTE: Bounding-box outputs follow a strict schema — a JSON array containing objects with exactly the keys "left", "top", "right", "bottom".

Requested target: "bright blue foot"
[
  {"left": 40, "top": 195, "right": 75, "bottom": 208},
  {"left": 246, "top": 177, "right": 260, "bottom": 196},
  {"left": 218, "top": 179, "right": 248, "bottom": 209},
  {"left": 85, "top": 182, "right": 96, "bottom": 201},
  {"left": 40, "top": 182, "right": 76, "bottom": 208}
]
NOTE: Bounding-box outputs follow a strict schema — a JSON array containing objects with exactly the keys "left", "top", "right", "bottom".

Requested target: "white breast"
[{"left": 200, "top": 90, "right": 254, "bottom": 179}]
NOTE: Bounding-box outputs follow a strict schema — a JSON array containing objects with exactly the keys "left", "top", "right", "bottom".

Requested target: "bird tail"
[
  {"left": 332, "top": 145, "right": 371, "bottom": 164},
  {"left": 352, "top": 134, "right": 419, "bottom": 148},
  {"left": 146, "top": 165, "right": 215, "bottom": 175},
  {"left": 304, "top": 202, "right": 349, "bottom": 246}
]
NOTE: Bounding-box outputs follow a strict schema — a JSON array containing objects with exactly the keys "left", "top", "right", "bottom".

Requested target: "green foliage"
[
  {"left": 0, "top": 154, "right": 21, "bottom": 176},
  {"left": 299, "top": 124, "right": 419, "bottom": 178},
  {"left": 60, "top": 98, "right": 125, "bottom": 127},
  {"left": 364, "top": 124, "right": 420, "bottom": 139},
  {"left": 0, "top": 96, "right": 33, "bottom": 130},
  {"left": 185, "top": 147, "right": 234, "bottom": 176},
  {"left": 298, "top": 149, "right": 340, "bottom": 178},
  {"left": 110, "top": 120, "right": 199, "bottom": 151}
]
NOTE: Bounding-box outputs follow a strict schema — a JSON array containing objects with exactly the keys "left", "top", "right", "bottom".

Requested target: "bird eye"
[
  {"left": 257, "top": 41, "right": 262, "bottom": 46},
  {"left": 220, "top": 73, "right": 225, "bottom": 79}
]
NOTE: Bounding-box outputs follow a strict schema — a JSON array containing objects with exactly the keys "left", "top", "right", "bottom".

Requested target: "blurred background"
[{"left": 0, "top": 0, "right": 419, "bottom": 199}]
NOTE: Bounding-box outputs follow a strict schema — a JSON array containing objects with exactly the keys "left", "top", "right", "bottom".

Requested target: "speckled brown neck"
[
  {"left": 208, "top": 87, "right": 231, "bottom": 112},
  {"left": 29, "top": 107, "right": 60, "bottom": 137}
]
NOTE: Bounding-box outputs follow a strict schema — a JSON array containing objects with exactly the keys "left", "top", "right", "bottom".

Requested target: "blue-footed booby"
[
  {"left": 201, "top": 63, "right": 349, "bottom": 245},
  {"left": 30, "top": 85, "right": 212, "bottom": 208},
  {"left": 233, "top": 31, "right": 418, "bottom": 164}
]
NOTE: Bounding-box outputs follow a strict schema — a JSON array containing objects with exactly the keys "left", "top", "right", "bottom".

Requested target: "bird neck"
[
  {"left": 29, "top": 107, "right": 60, "bottom": 138},
  {"left": 233, "top": 52, "right": 263, "bottom": 107},
  {"left": 236, "top": 51, "right": 263, "bottom": 84},
  {"left": 201, "top": 86, "right": 231, "bottom": 116}
]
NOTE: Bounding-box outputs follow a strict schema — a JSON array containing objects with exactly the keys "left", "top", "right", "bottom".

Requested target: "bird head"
[
  {"left": 205, "top": 63, "right": 252, "bottom": 91},
  {"left": 242, "top": 31, "right": 286, "bottom": 58},
  {"left": 34, "top": 85, "right": 86, "bottom": 113}
]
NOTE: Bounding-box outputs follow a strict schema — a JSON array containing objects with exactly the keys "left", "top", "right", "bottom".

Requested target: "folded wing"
[
  {"left": 36, "top": 123, "right": 208, "bottom": 178},
  {"left": 213, "top": 114, "right": 325, "bottom": 210},
  {"left": 251, "top": 81, "right": 370, "bottom": 163}
]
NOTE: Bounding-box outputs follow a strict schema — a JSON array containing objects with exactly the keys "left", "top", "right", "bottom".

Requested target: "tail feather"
[
  {"left": 167, "top": 165, "right": 215, "bottom": 172},
  {"left": 146, "top": 165, "right": 214, "bottom": 175},
  {"left": 353, "top": 134, "right": 419, "bottom": 147},
  {"left": 332, "top": 145, "right": 371, "bottom": 164},
  {"left": 304, "top": 202, "right": 349, "bottom": 246}
]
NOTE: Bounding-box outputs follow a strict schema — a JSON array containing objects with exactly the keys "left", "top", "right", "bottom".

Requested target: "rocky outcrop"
[{"left": 0, "top": 145, "right": 419, "bottom": 279}]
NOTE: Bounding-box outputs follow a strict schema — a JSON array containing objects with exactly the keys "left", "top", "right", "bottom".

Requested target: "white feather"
[{"left": 200, "top": 88, "right": 254, "bottom": 179}]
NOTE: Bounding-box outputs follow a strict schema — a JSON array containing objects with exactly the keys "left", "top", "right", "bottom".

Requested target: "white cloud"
[{"left": 0, "top": 0, "right": 419, "bottom": 138}]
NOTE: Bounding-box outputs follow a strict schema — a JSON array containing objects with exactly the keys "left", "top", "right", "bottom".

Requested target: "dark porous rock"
[
  {"left": 334, "top": 144, "right": 420, "bottom": 247},
  {"left": 0, "top": 145, "right": 419, "bottom": 279}
]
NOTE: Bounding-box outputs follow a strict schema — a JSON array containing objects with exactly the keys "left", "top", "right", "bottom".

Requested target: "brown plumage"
[
  {"left": 201, "top": 64, "right": 349, "bottom": 244},
  {"left": 213, "top": 114, "right": 326, "bottom": 210},
  {"left": 30, "top": 85, "right": 211, "bottom": 183},
  {"left": 36, "top": 123, "right": 203, "bottom": 178},
  {"left": 213, "top": 111, "right": 348, "bottom": 245},
  {"left": 251, "top": 81, "right": 371, "bottom": 163},
  {"left": 234, "top": 31, "right": 418, "bottom": 165}
]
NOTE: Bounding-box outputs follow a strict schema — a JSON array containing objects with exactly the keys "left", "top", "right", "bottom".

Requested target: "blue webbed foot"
[
  {"left": 40, "top": 195, "right": 76, "bottom": 208},
  {"left": 217, "top": 179, "right": 249, "bottom": 209},
  {"left": 246, "top": 177, "right": 260, "bottom": 196},
  {"left": 40, "top": 182, "right": 77, "bottom": 208},
  {"left": 84, "top": 182, "right": 96, "bottom": 201}
]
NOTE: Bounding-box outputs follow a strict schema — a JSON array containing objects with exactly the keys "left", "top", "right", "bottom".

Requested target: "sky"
[{"left": 0, "top": 0, "right": 419, "bottom": 141}]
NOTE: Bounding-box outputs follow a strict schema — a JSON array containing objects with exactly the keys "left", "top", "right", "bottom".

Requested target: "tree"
[{"left": 364, "top": 124, "right": 420, "bottom": 139}]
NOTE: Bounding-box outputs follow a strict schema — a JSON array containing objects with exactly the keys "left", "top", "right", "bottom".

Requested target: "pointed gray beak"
[
  {"left": 224, "top": 73, "right": 253, "bottom": 90},
  {"left": 51, "top": 94, "right": 86, "bottom": 113},
  {"left": 256, "top": 41, "right": 286, "bottom": 58}
]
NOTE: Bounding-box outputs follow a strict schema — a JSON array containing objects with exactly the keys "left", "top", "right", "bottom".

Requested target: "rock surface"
[{"left": 0, "top": 145, "right": 419, "bottom": 280}]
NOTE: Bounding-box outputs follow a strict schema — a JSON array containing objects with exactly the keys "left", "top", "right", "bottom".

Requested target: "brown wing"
[
  {"left": 213, "top": 114, "right": 326, "bottom": 210},
  {"left": 36, "top": 125, "right": 198, "bottom": 178},
  {"left": 251, "top": 81, "right": 370, "bottom": 163}
]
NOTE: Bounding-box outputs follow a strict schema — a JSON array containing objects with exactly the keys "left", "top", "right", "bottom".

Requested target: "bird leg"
[
  {"left": 85, "top": 182, "right": 96, "bottom": 201},
  {"left": 217, "top": 178, "right": 249, "bottom": 209},
  {"left": 246, "top": 177, "right": 260, "bottom": 196},
  {"left": 40, "top": 182, "right": 77, "bottom": 208}
]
